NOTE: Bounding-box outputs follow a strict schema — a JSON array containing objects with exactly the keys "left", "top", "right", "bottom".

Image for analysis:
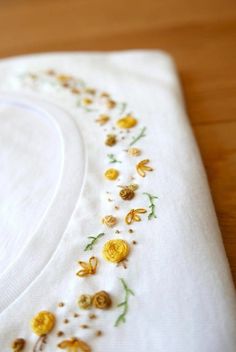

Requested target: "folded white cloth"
[{"left": 0, "top": 51, "right": 235, "bottom": 352}]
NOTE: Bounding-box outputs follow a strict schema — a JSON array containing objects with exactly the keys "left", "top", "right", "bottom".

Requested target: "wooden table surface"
[{"left": 0, "top": 0, "right": 235, "bottom": 283}]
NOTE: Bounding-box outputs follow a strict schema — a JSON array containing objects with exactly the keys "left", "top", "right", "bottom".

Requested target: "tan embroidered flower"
[
  {"left": 125, "top": 208, "right": 147, "bottom": 225},
  {"left": 58, "top": 337, "right": 91, "bottom": 352},
  {"left": 11, "top": 338, "right": 25, "bottom": 352},
  {"left": 96, "top": 114, "right": 110, "bottom": 125},
  {"left": 76, "top": 256, "right": 98, "bottom": 277},
  {"left": 57, "top": 74, "right": 72, "bottom": 84},
  {"left": 105, "top": 134, "right": 117, "bottom": 146},
  {"left": 136, "top": 159, "right": 153, "bottom": 177},
  {"left": 106, "top": 99, "right": 116, "bottom": 109},
  {"left": 31, "top": 311, "right": 55, "bottom": 336},
  {"left": 78, "top": 294, "right": 92, "bottom": 309},
  {"left": 102, "top": 215, "right": 117, "bottom": 227},
  {"left": 104, "top": 168, "right": 119, "bottom": 180},
  {"left": 117, "top": 115, "right": 137, "bottom": 129},
  {"left": 92, "top": 291, "right": 112, "bottom": 309},
  {"left": 102, "top": 239, "right": 129, "bottom": 263},
  {"left": 119, "top": 187, "right": 135, "bottom": 200},
  {"left": 128, "top": 147, "right": 141, "bottom": 156},
  {"left": 71, "top": 87, "right": 81, "bottom": 95}
]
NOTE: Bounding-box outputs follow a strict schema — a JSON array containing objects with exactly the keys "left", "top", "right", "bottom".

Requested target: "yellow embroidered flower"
[
  {"left": 78, "top": 294, "right": 92, "bottom": 309},
  {"left": 92, "top": 291, "right": 112, "bottom": 309},
  {"left": 116, "top": 115, "right": 137, "bottom": 129},
  {"left": 96, "top": 114, "right": 110, "bottom": 125},
  {"left": 128, "top": 147, "right": 141, "bottom": 156},
  {"left": 102, "top": 239, "right": 129, "bottom": 263},
  {"left": 104, "top": 168, "right": 119, "bottom": 180},
  {"left": 136, "top": 159, "right": 153, "bottom": 177},
  {"left": 106, "top": 99, "right": 116, "bottom": 109},
  {"left": 58, "top": 337, "right": 91, "bottom": 352},
  {"left": 105, "top": 134, "right": 117, "bottom": 146},
  {"left": 30, "top": 311, "right": 55, "bottom": 336},
  {"left": 76, "top": 256, "right": 98, "bottom": 277},
  {"left": 102, "top": 215, "right": 117, "bottom": 227},
  {"left": 82, "top": 98, "right": 93, "bottom": 106},
  {"left": 11, "top": 338, "right": 25, "bottom": 352},
  {"left": 125, "top": 208, "right": 147, "bottom": 225}
]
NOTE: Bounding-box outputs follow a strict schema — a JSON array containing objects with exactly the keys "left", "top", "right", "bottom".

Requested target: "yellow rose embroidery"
[
  {"left": 78, "top": 294, "right": 92, "bottom": 309},
  {"left": 102, "top": 239, "right": 129, "bottom": 263},
  {"left": 136, "top": 159, "right": 153, "bottom": 177},
  {"left": 102, "top": 215, "right": 117, "bottom": 227},
  {"left": 104, "top": 168, "right": 119, "bottom": 180},
  {"left": 58, "top": 337, "right": 91, "bottom": 352},
  {"left": 116, "top": 115, "right": 137, "bottom": 129},
  {"left": 76, "top": 256, "right": 98, "bottom": 277},
  {"left": 31, "top": 311, "right": 55, "bottom": 336},
  {"left": 92, "top": 291, "right": 112, "bottom": 309},
  {"left": 125, "top": 208, "right": 147, "bottom": 225},
  {"left": 11, "top": 338, "right": 25, "bottom": 352}
]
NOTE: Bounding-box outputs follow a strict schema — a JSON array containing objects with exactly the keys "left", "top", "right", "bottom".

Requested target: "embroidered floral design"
[
  {"left": 119, "top": 184, "right": 138, "bottom": 200},
  {"left": 143, "top": 192, "right": 158, "bottom": 220},
  {"left": 78, "top": 295, "right": 92, "bottom": 309},
  {"left": 128, "top": 147, "right": 141, "bottom": 156},
  {"left": 102, "top": 215, "right": 117, "bottom": 228},
  {"left": 58, "top": 338, "right": 91, "bottom": 352},
  {"left": 102, "top": 239, "right": 129, "bottom": 263},
  {"left": 116, "top": 115, "right": 137, "bottom": 129},
  {"left": 115, "top": 278, "right": 134, "bottom": 327},
  {"left": 76, "top": 256, "right": 98, "bottom": 277},
  {"left": 136, "top": 159, "right": 153, "bottom": 177},
  {"left": 31, "top": 311, "right": 55, "bottom": 336},
  {"left": 129, "top": 127, "right": 146, "bottom": 146},
  {"left": 105, "top": 134, "right": 117, "bottom": 146},
  {"left": 11, "top": 338, "right": 25, "bottom": 352},
  {"left": 95, "top": 114, "right": 110, "bottom": 125},
  {"left": 84, "top": 233, "right": 105, "bottom": 251},
  {"left": 107, "top": 154, "right": 121, "bottom": 163},
  {"left": 125, "top": 208, "right": 147, "bottom": 224},
  {"left": 104, "top": 168, "right": 119, "bottom": 180},
  {"left": 92, "top": 291, "right": 112, "bottom": 309}
]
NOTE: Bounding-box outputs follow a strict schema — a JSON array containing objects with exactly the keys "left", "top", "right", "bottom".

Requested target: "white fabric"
[{"left": 0, "top": 51, "right": 235, "bottom": 352}]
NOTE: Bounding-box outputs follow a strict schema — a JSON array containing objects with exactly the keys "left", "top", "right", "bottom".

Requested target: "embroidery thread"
[
  {"left": 76, "top": 256, "right": 98, "bottom": 277},
  {"left": 115, "top": 278, "right": 134, "bottom": 327},
  {"left": 143, "top": 192, "right": 158, "bottom": 220},
  {"left": 84, "top": 233, "right": 105, "bottom": 251}
]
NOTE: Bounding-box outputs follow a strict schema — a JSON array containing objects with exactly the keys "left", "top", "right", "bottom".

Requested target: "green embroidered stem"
[
  {"left": 118, "top": 102, "right": 127, "bottom": 115},
  {"left": 115, "top": 278, "right": 134, "bottom": 327},
  {"left": 143, "top": 192, "right": 158, "bottom": 220},
  {"left": 129, "top": 127, "right": 146, "bottom": 146},
  {"left": 84, "top": 233, "right": 105, "bottom": 251},
  {"left": 107, "top": 154, "right": 122, "bottom": 164}
]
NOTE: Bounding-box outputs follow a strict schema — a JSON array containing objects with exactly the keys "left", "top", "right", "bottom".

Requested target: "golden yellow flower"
[
  {"left": 102, "top": 239, "right": 129, "bottom": 263},
  {"left": 76, "top": 256, "right": 98, "bottom": 277},
  {"left": 102, "top": 215, "right": 117, "bottom": 227},
  {"left": 11, "top": 338, "right": 25, "bottom": 352},
  {"left": 106, "top": 99, "right": 116, "bottom": 109},
  {"left": 92, "top": 291, "right": 112, "bottom": 309},
  {"left": 78, "top": 294, "right": 92, "bottom": 309},
  {"left": 81, "top": 98, "right": 93, "bottom": 106},
  {"left": 96, "top": 114, "right": 110, "bottom": 125},
  {"left": 125, "top": 208, "right": 147, "bottom": 225},
  {"left": 105, "top": 134, "right": 117, "bottom": 146},
  {"left": 104, "top": 168, "right": 119, "bottom": 180},
  {"left": 58, "top": 337, "right": 91, "bottom": 352},
  {"left": 136, "top": 159, "right": 153, "bottom": 177},
  {"left": 116, "top": 115, "right": 137, "bottom": 129},
  {"left": 30, "top": 311, "right": 55, "bottom": 336},
  {"left": 128, "top": 147, "right": 141, "bottom": 156}
]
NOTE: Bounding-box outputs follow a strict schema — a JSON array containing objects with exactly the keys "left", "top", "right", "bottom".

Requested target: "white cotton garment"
[{"left": 0, "top": 51, "right": 235, "bottom": 352}]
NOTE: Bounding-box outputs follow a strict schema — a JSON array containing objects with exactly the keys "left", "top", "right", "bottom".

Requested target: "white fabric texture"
[{"left": 0, "top": 51, "right": 235, "bottom": 352}]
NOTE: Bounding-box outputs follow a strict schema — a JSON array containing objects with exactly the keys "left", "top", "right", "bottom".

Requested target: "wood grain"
[{"left": 0, "top": 0, "right": 235, "bottom": 282}]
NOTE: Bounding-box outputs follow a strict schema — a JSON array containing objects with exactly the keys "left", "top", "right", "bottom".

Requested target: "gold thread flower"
[
  {"left": 76, "top": 256, "right": 98, "bottom": 277},
  {"left": 58, "top": 337, "right": 91, "bottom": 352},
  {"left": 106, "top": 100, "right": 116, "bottom": 109},
  {"left": 81, "top": 98, "right": 93, "bottom": 106},
  {"left": 78, "top": 294, "right": 92, "bottom": 309},
  {"left": 11, "top": 338, "right": 25, "bottom": 352},
  {"left": 96, "top": 114, "right": 110, "bottom": 125},
  {"left": 30, "top": 311, "right": 55, "bottom": 336},
  {"left": 125, "top": 208, "right": 147, "bottom": 225},
  {"left": 102, "top": 239, "right": 129, "bottom": 263},
  {"left": 119, "top": 187, "right": 135, "bottom": 200},
  {"left": 136, "top": 159, "right": 153, "bottom": 177},
  {"left": 102, "top": 215, "right": 117, "bottom": 227},
  {"left": 92, "top": 291, "right": 112, "bottom": 309},
  {"left": 117, "top": 115, "right": 137, "bottom": 129},
  {"left": 128, "top": 147, "right": 141, "bottom": 156},
  {"left": 104, "top": 168, "right": 119, "bottom": 180},
  {"left": 105, "top": 134, "right": 117, "bottom": 146}
]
